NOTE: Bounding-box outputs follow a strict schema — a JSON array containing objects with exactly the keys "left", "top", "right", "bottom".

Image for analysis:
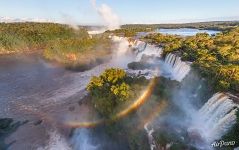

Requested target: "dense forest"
[
  {"left": 143, "top": 27, "right": 239, "bottom": 94},
  {"left": 0, "top": 22, "right": 89, "bottom": 54},
  {"left": 86, "top": 68, "right": 178, "bottom": 149},
  {"left": 108, "top": 23, "right": 239, "bottom": 94},
  {"left": 0, "top": 22, "right": 112, "bottom": 70},
  {"left": 107, "top": 21, "right": 239, "bottom": 38},
  {"left": 122, "top": 21, "right": 239, "bottom": 31},
  {"left": 106, "top": 28, "right": 152, "bottom": 37},
  {"left": 44, "top": 34, "right": 112, "bottom": 71},
  {"left": 87, "top": 68, "right": 149, "bottom": 118}
]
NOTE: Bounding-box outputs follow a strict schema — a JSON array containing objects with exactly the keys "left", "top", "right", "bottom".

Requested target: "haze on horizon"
[{"left": 0, "top": 0, "right": 239, "bottom": 25}]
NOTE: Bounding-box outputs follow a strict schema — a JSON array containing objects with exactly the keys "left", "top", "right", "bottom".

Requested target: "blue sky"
[{"left": 0, "top": 0, "right": 239, "bottom": 25}]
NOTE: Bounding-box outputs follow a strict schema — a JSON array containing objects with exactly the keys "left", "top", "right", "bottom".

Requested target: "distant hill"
[{"left": 121, "top": 21, "right": 239, "bottom": 31}]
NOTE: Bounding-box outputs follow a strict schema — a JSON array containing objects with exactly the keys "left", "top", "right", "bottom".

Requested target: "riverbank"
[
  {"left": 43, "top": 35, "right": 113, "bottom": 71},
  {"left": 0, "top": 23, "right": 116, "bottom": 71}
]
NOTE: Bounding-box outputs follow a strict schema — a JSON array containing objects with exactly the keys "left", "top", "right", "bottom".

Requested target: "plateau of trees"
[
  {"left": 106, "top": 27, "right": 152, "bottom": 37},
  {"left": 144, "top": 27, "right": 239, "bottom": 94},
  {"left": 43, "top": 34, "right": 112, "bottom": 71},
  {"left": 0, "top": 22, "right": 113, "bottom": 70},
  {"left": 0, "top": 22, "right": 89, "bottom": 54},
  {"left": 87, "top": 68, "right": 148, "bottom": 117},
  {"left": 121, "top": 21, "right": 239, "bottom": 31}
]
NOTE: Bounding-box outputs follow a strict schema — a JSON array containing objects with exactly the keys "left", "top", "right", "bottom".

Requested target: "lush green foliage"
[
  {"left": 0, "top": 23, "right": 113, "bottom": 70},
  {"left": 0, "top": 22, "right": 89, "bottom": 54},
  {"left": 122, "top": 21, "right": 239, "bottom": 31},
  {"left": 144, "top": 27, "right": 239, "bottom": 94},
  {"left": 106, "top": 27, "right": 152, "bottom": 37},
  {"left": 87, "top": 68, "right": 150, "bottom": 117},
  {"left": 44, "top": 34, "right": 112, "bottom": 70},
  {"left": 87, "top": 68, "right": 131, "bottom": 117},
  {"left": 96, "top": 76, "right": 174, "bottom": 150}
]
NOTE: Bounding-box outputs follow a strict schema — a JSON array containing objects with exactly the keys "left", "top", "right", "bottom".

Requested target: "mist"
[
  {"left": 37, "top": 131, "right": 71, "bottom": 150},
  {"left": 90, "top": 0, "right": 120, "bottom": 30},
  {"left": 61, "top": 13, "right": 80, "bottom": 30}
]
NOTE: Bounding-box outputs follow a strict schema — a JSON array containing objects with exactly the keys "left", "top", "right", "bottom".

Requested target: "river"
[
  {"left": 0, "top": 53, "right": 102, "bottom": 150},
  {"left": 156, "top": 28, "right": 220, "bottom": 36}
]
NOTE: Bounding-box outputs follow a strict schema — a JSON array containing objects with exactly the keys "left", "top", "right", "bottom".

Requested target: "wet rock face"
[
  {"left": 0, "top": 118, "right": 23, "bottom": 150},
  {"left": 0, "top": 118, "right": 14, "bottom": 130}
]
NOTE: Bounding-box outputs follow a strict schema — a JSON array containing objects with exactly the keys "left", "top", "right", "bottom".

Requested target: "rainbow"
[
  {"left": 65, "top": 77, "right": 167, "bottom": 128},
  {"left": 14, "top": 77, "right": 167, "bottom": 129}
]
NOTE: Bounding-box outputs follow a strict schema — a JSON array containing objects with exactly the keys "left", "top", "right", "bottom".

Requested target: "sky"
[{"left": 0, "top": 0, "right": 239, "bottom": 25}]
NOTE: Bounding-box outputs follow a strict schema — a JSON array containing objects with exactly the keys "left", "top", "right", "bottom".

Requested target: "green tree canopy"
[{"left": 87, "top": 68, "right": 130, "bottom": 117}]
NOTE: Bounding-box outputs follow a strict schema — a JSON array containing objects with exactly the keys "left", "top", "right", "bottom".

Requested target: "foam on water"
[
  {"left": 135, "top": 44, "right": 162, "bottom": 62},
  {"left": 190, "top": 93, "right": 238, "bottom": 143},
  {"left": 37, "top": 131, "right": 71, "bottom": 150},
  {"left": 71, "top": 129, "right": 98, "bottom": 150},
  {"left": 164, "top": 53, "right": 191, "bottom": 81}
]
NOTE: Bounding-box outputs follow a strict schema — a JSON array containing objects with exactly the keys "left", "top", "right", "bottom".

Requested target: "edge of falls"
[
  {"left": 164, "top": 53, "right": 191, "bottom": 82},
  {"left": 190, "top": 92, "right": 239, "bottom": 144}
]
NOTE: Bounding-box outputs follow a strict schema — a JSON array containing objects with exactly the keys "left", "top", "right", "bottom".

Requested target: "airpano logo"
[{"left": 211, "top": 140, "right": 236, "bottom": 148}]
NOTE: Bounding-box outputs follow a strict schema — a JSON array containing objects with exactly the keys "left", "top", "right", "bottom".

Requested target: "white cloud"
[{"left": 0, "top": 16, "right": 54, "bottom": 23}]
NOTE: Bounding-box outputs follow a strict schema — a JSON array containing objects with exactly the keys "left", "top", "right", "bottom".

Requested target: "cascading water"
[
  {"left": 37, "top": 131, "right": 71, "bottom": 150},
  {"left": 144, "top": 123, "right": 157, "bottom": 150},
  {"left": 164, "top": 53, "right": 191, "bottom": 82},
  {"left": 189, "top": 93, "right": 238, "bottom": 144},
  {"left": 125, "top": 40, "right": 165, "bottom": 79},
  {"left": 135, "top": 43, "right": 162, "bottom": 62},
  {"left": 132, "top": 40, "right": 147, "bottom": 53}
]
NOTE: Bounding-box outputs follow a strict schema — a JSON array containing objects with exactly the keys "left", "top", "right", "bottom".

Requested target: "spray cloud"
[
  {"left": 90, "top": 0, "right": 120, "bottom": 30},
  {"left": 61, "top": 13, "right": 80, "bottom": 30}
]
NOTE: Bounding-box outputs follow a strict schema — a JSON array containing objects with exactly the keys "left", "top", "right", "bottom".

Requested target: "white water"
[
  {"left": 37, "top": 131, "right": 71, "bottom": 150},
  {"left": 135, "top": 43, "right": 162, "bottom": 62},
  {"left": 71, "top": 129, "right": 98, "bottom": 150},
  {"left": 133, "top": 41, "right": 147, "bottom": 53},
  {"left": 144, "top": 123, "right": 157, "bottom": 150},
  {"left": 190, "top": 93, "right": 238, "bottom": 143},
  {"left": 164, "top": 53, "right": 191, "bottom": 81},
  {"left": 130, "top": 41, "right": 190, "bottom": 82}
]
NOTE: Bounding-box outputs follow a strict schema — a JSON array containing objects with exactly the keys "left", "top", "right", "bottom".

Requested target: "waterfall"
[
  {"left": 190, "top": 93, "right": 238, "bottom": 143},
  {"left": 135, "top": 44, "right": 162, "bottom": 62},
  {"left": 164, "top": 53, "right": 191, "bottom": 82},
  {"left": 144, "top": 123, "right": 157, "bottom": 150},
  {"left": 126, "top": 69, "right": 159, "bottom": 79},
  {"left": 133, "top": 41, "right": 147, "bottom": 53}
]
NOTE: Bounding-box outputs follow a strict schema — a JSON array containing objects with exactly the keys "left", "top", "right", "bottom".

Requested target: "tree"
[{"left": 87, "top": 68, "right": 130, "bottom": 117}]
